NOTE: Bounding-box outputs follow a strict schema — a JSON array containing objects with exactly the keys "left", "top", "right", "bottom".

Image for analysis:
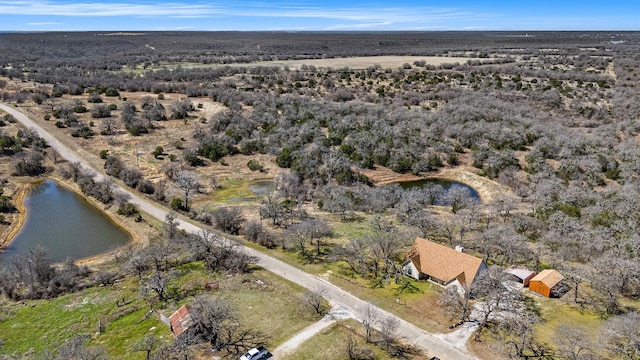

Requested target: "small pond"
[
  {"left": 248, "top": 180, "right": 274, "bottom": 195},
  {"left": 0, "top": 180, "right": 131, "bottom": 264},
  {"left": 397, "top": 178, "right": 480, "bottom": 204}
]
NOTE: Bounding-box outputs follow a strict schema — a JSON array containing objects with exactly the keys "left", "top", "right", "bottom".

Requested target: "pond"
[
  {"left": 0, "top": 180, "right": 131, "bottom": 264},
  {"left": 397, "top": 178, "right": 480, "bottom": 204},
  {"left": 248, "top": 180, "right": 274, "bottom": 195}
]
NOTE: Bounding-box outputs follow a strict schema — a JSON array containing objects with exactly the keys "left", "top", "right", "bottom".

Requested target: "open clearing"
[
  {"left": 151, "top": 55, "right": 476, "bottom": 71},
  {"left": 245, "top": 56, "right": 474, "bottom": 70}
]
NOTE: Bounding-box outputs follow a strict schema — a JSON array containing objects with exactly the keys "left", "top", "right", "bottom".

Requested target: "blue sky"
[{"left": 0, "top": 0, "right": 638, "bottom": 31}]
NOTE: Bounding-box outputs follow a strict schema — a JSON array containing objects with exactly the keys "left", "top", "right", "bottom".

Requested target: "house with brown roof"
[
  {"left": 529, "top": 269, "right": 564, "bottom": 297},
  {"left": 169, "top": 305, "right": 195, "bottom": 337},
  {"left": 402, "top": 237, "right": 486, "bottom": 291}
]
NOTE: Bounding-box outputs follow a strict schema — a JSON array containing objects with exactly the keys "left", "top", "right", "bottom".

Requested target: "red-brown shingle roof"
[{"left": 407, "top": 237, "right": 484, "bottom": 289}]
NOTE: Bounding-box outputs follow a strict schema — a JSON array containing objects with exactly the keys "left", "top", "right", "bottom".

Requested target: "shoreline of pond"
[
  {"left": 368, "top": 166, "right": 514, "bottom": 204},
  {"left": 0, "top": 183, "right": 30, "bottom": 252},
  {"left": 0, "top": 177, "right": 139, "bottom": 264}
]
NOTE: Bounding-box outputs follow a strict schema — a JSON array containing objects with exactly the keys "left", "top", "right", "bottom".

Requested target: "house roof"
[
  {"left": 407, "top": 237, "right": 484, "bottom": 289},
  {"left": 169, "top": 305, "right": 194, "bottom": 337},
  {"left": 506, "top": 267, "right": 535, "bottom": 281},
  {"left": 530, "top": 269, "right": 564, "bottom": 288}
]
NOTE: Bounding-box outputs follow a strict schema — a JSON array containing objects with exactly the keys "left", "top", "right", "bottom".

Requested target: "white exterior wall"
[{"left": 402, "top": 261, "right": 420, "bottom": 280}]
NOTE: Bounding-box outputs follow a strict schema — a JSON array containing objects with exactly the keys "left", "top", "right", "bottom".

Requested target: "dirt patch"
[
  {"left": 252, "top": 56, "right": 475, "bottom": 70},
  {"left": 361, "top": 166, "right": 423, "bottom": 185},
  {"left": 406, "top": 293, "right": 454, "bottom": 334},
  {"left": 467, "top": 337, "right": 509, "bottom": 360},
  {"left": 156, "top": 55, "right": 477, "bottom": 72}
]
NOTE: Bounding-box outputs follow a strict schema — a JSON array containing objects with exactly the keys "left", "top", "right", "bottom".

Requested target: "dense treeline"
[
  {"left": 1, "top": 31, "right": 627, "bottom": 68},
  {"left": 0, "top": 31, "right": 628, "bottom": 95}
]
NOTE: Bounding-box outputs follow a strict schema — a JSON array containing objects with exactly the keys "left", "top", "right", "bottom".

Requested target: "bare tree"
[
  {"left": 302, "top": 286, "right": 329, "bottom": 316},
  {"left": 190, "top": 294, "right": 235, "bottom": 348},
  {"left": 470, "top": 265, "right": 524, "bottom": 341},
  {"left": 144, "top": 240, "right": 174, "bottom": 271},
  {"left": 404, "top": 208, "right": 438, "bottom": 237},
  {"left": 243, "top": 219, "right": 275, "bottom": 248},
  {"left": 556, "top": 324, "right": 594, "bottom": 360},
  {"left": 436, "top": 215, "right": 458, "bottom": 245},
  {"left": 172, "top": 170, "right": 200, "bottom": 211},
  {"left": 602, "top": 312, "right": 640, "bottom": 360},
  {"left": 91, "top": 103, "right": 111, "bottom": 118},
  {"left": 344, "top": 331, "right": 375, "bottom": 360},
  {"left": 334, "top": 237, "right": 369, "bottom": 276},
  {"left": 362, "top": 303, "right": 378, "bottom": 343},
  {"left": 365, "top": 218, "right": 404, "bottom": 281},
  {"left": 443, "top": 186, "right": 475, "bottom": 214},
  {"left": 132, "top": 334, "right": 163, "bottom": 360},
  {"left": 127, "top": 252, "right": 150, "bottom": 280},
  {"left": 590, "top": 254, "right": 623, "bottom": 315},
  {"left": 211, "top": 206, "right": 245, "bottom": 235},
  {"left": 560, "top": 263, "right": 589, "bottom": 305},
  {"left": 42, "top": 335, "right": 109, "bottom": 360},
  {"left": 492, "top": 193, "right": 519, "bottom": 220},
  {"left": 322, "top": 185, "right": 355, "bottom": 220},
  {"left": 188, "top": 230, "right": 255, "bottom": 272},
  {"left": 259, "top": 188, "right": 289, "bottom": 227},
  {"left": 143, "top": 270, "right": 175, "bottom": 302},
  {"left": 440, "top": 286, "right": 472, "bottom": 326},
  {"left": 48, "top": 147, "right": 60, "bottom": 164},
  {"left": 189, "top": 229, "right": 220, "bottom": 261},
  {"left": 188, "top": 294, "right": 267, "bottom": 354},
  {"left": 100, "top": 117, "right": 117, "bottom": 135},
  {"left": 170, "top": 99, "right": 194, "bottom": 119},
  {"left": 379, "top": 316, "right": 400, "bottom": 352},
  {"left": 287, "top": 218, "right": 332, "bottom": 258},
  {"left": 496, "top": 311, "right": 549, "bottom": 359},
  {"left": 162, "top": 212, "right": 180, "bottom": 240},
  {"left": 287, "top": 219, "right": 329, "bottom": 259}
]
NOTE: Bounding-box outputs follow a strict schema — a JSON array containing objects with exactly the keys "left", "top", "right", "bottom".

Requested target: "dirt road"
[{"left": 1, "top": 102, "right": 478, "bottom": 360}]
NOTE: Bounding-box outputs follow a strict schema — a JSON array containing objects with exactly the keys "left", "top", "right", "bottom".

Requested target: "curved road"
[{"left": 1, "top": 103, "right": 478, "bottom": 360}]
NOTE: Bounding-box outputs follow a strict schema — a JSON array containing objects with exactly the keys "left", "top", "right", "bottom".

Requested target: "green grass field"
[
  {"left": 0, "top": 265, "right": 320, "bottom": 359},
  {"left": 0, "top": 277, "right": 167, "bottom": 359}
]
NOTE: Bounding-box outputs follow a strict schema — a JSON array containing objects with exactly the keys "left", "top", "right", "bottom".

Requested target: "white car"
[{"left": 240, "top": 346, "right": 268, "bottom": 360}]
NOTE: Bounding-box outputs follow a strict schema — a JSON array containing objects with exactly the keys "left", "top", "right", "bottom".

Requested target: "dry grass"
[
  {"left": 279, "top": 318, "right": 429, "bottom": 360},
  {"left": 328, "top": 271, "right": 453, "bottom": 334},
  {"left": 141, "top": 56, "right": 476, "bottom": 72},
  {"left": 533, "top": 294, "right": 603, "bottom": 355},
  {"left": 467, "top": 339, "right": 509, "bottom": 360}
]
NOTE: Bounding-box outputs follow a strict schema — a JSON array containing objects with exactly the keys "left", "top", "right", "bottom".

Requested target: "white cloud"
[
  {"left": 26, "top": 21, "right": 62, "bottom": 25},
  {"left": 0, "top": 0, "right": 478, "bottom": 25},
  {"left": 325, "top": 21, "right": 393, "bottom": 30},
  {"left": 0, "top": 0, "right": 224, "bottom": 17},
  {"left": 235, "top": 6, "right": 472, "bottom": 23}
]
